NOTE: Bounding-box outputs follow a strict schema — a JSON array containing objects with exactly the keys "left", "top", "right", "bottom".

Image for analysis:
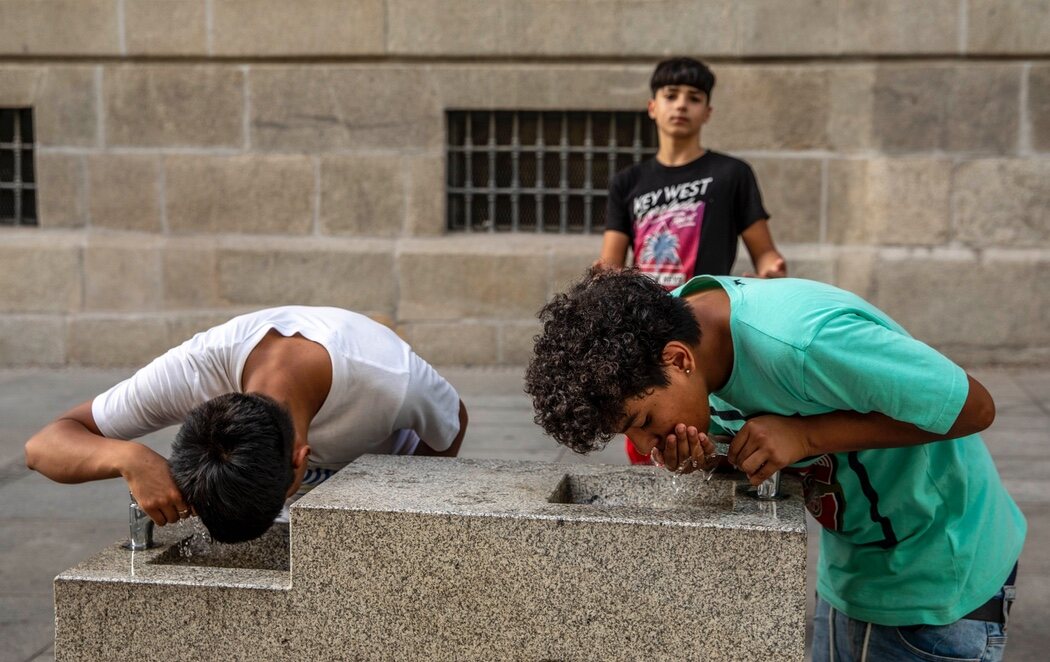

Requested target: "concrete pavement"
[{"left": 1, "top": 366, "right": 1047, "bottom": 661}]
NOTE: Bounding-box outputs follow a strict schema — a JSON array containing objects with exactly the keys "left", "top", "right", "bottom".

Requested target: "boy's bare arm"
[
  {"left": 741, "top": 220, "right": 787, "bottom": 278},
  {"left": 594, "top": 230, "right": 630, "bottom": 269},
  {"left": 727, "top": 374, "right": 995, "bottom": 485},
  {"left": 415, "top": 400, "right": 469, "bottom": 458},
  {"left": 24, "top": 400, "right": 190, "bottom": 525},
  {"left": 26, "top": 400, "right": 134, "bottom": 482}
]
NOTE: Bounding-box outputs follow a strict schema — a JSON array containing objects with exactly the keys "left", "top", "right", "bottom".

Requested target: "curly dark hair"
[{"left": 524, "top": 267, "right": 700, "bottom": 454}]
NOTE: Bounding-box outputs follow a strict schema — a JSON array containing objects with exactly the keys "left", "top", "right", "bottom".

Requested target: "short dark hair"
[
  {"left": 650, "top": 57, "right": 716, "bottom": 99},
  {"left": 170, "top": 392, "right": 295, "bottom": 544},
  {"left": 524, "top": 267, "right": 700, "bottom": 454}
]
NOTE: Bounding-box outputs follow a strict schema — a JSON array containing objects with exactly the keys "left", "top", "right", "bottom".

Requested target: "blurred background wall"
[{"left": 0, "top": 0, "right": 1047, "bottom": 367}]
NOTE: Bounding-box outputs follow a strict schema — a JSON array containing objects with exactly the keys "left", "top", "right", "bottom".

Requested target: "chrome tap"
[
  {"left": 755, "top": 471, "right": 781, "bottom": 500},
  {"left": 709, "top": 434, "right": 783, "bottom": 501},
  {"left": 122, "top": 493, "right": 156, "bottom": 551}
]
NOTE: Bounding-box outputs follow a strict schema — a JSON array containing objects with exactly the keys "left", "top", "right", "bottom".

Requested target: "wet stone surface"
[{"left": 152, "top": 522, "right": 290, "bottom": 571}]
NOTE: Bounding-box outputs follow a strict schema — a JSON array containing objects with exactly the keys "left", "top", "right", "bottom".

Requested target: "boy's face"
[
  {"left": 619, "top": 366, "right": 711, "bottom": 460},
  {"left": 648, "top": 85, "right": 712, "bottom": 139}
]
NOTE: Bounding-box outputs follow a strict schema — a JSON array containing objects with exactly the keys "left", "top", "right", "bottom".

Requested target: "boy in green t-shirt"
[
  {"left": 525, "top": 267, "right": 1024, "bottom": 662},
  {"left": 598, "top": 56, "right": 787, "bottom": 466}
]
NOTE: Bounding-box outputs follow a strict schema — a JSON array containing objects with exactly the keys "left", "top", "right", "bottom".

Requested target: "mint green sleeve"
[
  {"left": 706, "top": 416, "right": 734, "bottom": 438},
  {"left": 801, "top": 314, "right": 969, "bottom": 435}
]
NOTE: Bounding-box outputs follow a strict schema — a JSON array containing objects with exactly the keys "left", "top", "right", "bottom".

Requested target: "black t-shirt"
[{"left": 605, "top": 151, "right": 769, "bottom": 288}]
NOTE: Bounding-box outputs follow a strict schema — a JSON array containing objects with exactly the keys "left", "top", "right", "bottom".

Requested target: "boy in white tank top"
[{"left": 24, "top": 306, "right": 468, "bottom": 543}]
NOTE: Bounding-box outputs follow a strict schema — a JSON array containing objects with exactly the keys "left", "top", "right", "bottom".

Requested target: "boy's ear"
[
  {"left": 291, "top": 444, "right": 310, "bottom": 470},
  {"left": 661, "top": 341, "right": 694, "bottom": 374},
  {"left": 647, "top": 97, "right": 657, "bottom": 119}
]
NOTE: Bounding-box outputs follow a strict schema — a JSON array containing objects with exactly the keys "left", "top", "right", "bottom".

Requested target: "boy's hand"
[
  {"left": 651, "top": 424, "right": 718, "bottom": 474},
  {"left": 757, "top": 256, "right": 787, "bottom": 278},
  {"left": 744, "top": 255, "right": 787, "bottom": 279},
  {"left": 728, "top": 415, "right": 812, "bottom": 486},
  {"left": 120, "top": 443, "right": 191, "bottom": 526}
]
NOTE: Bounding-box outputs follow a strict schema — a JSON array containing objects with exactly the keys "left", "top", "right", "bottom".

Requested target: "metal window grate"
[
  {"left": 447, "top": 110, "right": 658, "bottom": 233},
  {"left": 0, "top": 108, "right": 37, "bottom": 226}
]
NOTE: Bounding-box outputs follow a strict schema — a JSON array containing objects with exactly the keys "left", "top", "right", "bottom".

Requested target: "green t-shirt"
[{"left": 673, "top": 275, "right": 1026, "bottom": 626}]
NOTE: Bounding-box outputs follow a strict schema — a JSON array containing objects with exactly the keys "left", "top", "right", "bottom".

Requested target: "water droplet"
[{"left": 671, "top": 473, "right": 684, "bottom": 495}]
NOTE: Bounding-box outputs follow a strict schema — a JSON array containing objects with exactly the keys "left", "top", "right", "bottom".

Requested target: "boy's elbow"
[
  {"left": 974, "top": 394, "right": 996, "bottom": 432},
  {"left": 24, "top": 437, "right": 41, "bottom": 472},
  {"left": 963, "top": 375, "right": 996, "bottom": 434},
  {"left": 23, "top": 428, "right": 58, "bottom": 473}
]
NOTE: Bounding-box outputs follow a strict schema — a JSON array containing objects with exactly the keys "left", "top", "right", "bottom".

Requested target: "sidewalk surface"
[{"left": 1, "top": 366, "right": 1047, "bottom": 661}]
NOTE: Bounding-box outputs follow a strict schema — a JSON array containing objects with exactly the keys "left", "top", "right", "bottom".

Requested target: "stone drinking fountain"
[{"left": 54, "top": 455, "right": 807, "bottom": 660}]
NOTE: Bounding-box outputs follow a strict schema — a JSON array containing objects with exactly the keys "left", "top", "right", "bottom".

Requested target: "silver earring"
[{"left": 685, "top": 369, "right": 691, "bottom": 374}]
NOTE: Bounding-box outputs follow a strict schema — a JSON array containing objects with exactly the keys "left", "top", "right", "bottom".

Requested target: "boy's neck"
[
  {"left": 242, "top": 331, "right": 332, "bottom": 449},
  {"left": 655, "top": 136, "right": 705, "bottom": 167},
  {"left": 683, "top": 288, "right": 733, "bottom": 393}
]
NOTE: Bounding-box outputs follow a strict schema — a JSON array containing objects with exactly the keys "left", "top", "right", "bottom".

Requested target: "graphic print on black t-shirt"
[
  {"left": 632, "top": 178, "right": 712, "bottom": 287},
  {"left": 605, "top": 151, "right": 769, "bottom": 289}
]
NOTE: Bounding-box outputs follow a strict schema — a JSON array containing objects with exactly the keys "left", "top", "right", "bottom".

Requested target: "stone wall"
[{"left": 1, "top": 1, "right": 1048, "bottom": 367}]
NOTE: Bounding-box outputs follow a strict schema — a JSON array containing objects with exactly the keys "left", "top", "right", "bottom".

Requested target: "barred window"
[
  {"left": 0, "top": 108, "right": 36, "bottom": 226},
  {"left": 447, "top": 110, "right": 657, "bottom": 233}
]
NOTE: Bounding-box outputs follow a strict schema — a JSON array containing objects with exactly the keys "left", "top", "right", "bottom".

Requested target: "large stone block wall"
[{"left": 1, "top": 1, "right": 1048, "bottom": 367}]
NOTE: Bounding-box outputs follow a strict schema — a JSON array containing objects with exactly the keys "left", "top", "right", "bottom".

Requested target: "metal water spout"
[
  {"left": 121, "top": 493, "right": 155, "bottom": 551},
  {"left": 755, "top": 471, "right": 781, "bottom": 500}
]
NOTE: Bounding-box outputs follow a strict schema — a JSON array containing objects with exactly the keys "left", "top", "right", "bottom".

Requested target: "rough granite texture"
[{"left": 55, "top": 455, "right": 807, "bottom": 661}]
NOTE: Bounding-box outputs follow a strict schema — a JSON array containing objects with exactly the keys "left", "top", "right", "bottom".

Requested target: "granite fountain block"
[{"left": 54, "top": 455, "right": 807, "bottom": 661}]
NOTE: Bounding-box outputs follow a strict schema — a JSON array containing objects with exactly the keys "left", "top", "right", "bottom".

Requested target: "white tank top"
[{"left": 92, "top": 306, "right": 461, "bottom": 469}]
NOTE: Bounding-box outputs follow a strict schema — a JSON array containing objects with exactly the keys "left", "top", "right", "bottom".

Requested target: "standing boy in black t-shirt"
[
  {"left": 599, "top": 57, "right": 787, "bottom": 287},
  {"left": 599, "top": 57, "right": 787, "bottom": 464}
]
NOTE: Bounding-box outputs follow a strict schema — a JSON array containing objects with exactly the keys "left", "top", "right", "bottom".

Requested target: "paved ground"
[{"left": 1, "top": 366, "right": 1047, "bottom": 661}]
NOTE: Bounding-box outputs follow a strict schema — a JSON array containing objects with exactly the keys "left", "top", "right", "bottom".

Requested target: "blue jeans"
[{"left": 812, "top": 582, "right": 1016, "bottom": 662}]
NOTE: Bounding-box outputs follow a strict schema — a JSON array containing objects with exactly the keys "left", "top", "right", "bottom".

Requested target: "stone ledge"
[
  {"left": 2, "top": 235, "right": 1050, "bottom": 366},
  {"left": 10, "top": 0, "right": 1030, "bottom": 58},
  {"left": 55, "top": 456, "right": 808, "bottom": 660}
]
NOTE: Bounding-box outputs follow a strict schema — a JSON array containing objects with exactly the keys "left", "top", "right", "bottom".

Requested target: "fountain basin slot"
[
  {"left": 150, "top": 523, "right": 290, "bottom": 571},
  {"left": 548, "top": 471, "right": 737, "bottom": 509}
]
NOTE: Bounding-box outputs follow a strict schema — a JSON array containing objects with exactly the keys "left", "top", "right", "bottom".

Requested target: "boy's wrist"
[{"left": 114, "top": 440, "right": 146, "bottom": 479}]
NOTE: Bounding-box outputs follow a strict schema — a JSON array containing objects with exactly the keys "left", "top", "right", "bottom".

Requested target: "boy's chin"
[{"left": 660, "top": 125, "right": 698, "bottom": 138}]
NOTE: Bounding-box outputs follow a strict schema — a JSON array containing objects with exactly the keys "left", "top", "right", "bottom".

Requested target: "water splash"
[
  {"left": 670, "top": 472, "right": 685, "bottom": 496},
  {"left": 172, "top": 517, "right": 213, "bottom": 560}
]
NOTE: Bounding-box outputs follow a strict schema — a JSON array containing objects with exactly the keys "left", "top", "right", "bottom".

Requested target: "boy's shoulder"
[
  {"left": 609, "top": 159, "right": 653, "bottom": 188},
  {"left": 702, "top": 150, "right": 756, "bottom": 175},
  {"left": 608, "top": 152, "right": 758, "bottom": 200}
]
